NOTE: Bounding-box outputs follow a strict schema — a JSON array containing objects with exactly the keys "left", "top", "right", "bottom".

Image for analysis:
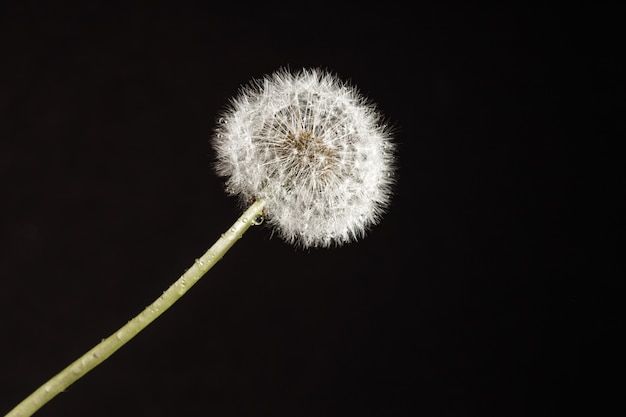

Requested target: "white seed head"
[{"left": 212, "top": 68, "right": 395, "bottom": 248}]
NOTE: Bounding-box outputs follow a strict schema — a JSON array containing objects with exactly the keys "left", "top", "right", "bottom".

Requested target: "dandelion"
[
  {"left": 213, "top": 68, "right": 395, "bottom": 248},
  {"left": 6, "top": 68, "right": 396, "bottom": 417}
]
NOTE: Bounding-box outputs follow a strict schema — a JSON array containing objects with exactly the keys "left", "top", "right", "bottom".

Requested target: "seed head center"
[{"left": 283, "top": 131, "right": 338, "bottom": 176}]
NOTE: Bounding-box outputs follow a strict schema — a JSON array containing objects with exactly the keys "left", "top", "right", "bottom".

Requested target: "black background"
[{"left": 1, "top": 2, "right": 619, "bottom": 416}]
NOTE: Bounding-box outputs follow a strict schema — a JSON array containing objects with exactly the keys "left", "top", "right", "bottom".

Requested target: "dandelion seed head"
[{"left": 212, "top": 68, "right": 395, "bottom": 248}]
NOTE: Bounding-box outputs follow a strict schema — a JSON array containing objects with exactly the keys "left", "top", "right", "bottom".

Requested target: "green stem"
[{"left": 5, "top": 199, "right": 266, "bottom": 417}]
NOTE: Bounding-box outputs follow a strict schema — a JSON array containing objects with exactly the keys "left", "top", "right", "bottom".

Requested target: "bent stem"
[{"left": 6, "top": 199, "right": 266, "bottom": 417}]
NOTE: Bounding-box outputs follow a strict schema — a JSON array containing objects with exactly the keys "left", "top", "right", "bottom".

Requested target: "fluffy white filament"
[{"left": 212, "top": 68, "right": 395, "bottom": 248}]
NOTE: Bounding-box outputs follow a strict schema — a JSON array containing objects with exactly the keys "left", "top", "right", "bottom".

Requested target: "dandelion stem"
[{"left": 6, "top": 199, "right": 266, "bottom": 417}]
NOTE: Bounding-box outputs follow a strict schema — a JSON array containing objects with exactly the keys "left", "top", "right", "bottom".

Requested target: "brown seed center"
[{"left": 283, "top": 131, "right": 338, "bottom": 178}]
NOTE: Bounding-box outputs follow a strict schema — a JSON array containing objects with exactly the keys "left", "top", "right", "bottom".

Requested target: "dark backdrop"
[{"left": 0, "top": 2, "right": 618, "bottom": 416}]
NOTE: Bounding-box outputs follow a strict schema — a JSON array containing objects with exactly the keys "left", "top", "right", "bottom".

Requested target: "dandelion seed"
[{"left": 212, "top": 68, "right": 396, "bottom": 248}]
